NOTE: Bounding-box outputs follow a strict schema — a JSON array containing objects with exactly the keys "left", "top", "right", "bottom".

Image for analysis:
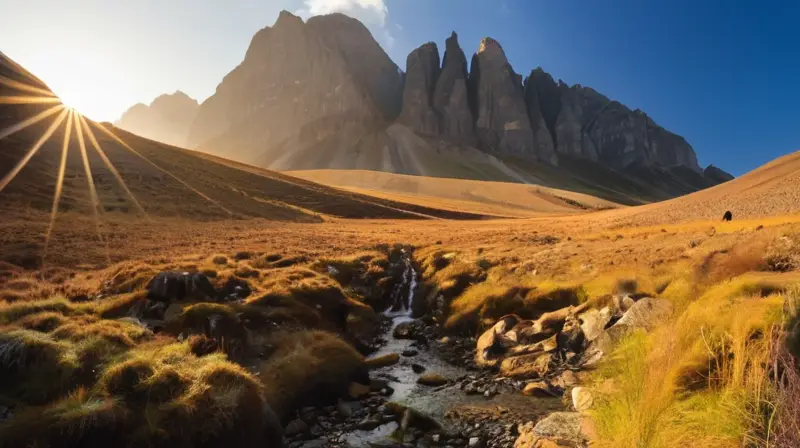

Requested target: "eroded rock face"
[
  {"left": 524, "top": 70, "right": 558, "bottom": 165},
  {"left": 468, "top": 38, "right": 536, "bottom": 157},
  {"left": 433, "top": 32, "right": 475, "bottom": 145},
  {"left": 398, "top": 42, "right": 440, "bottom": 136},
  {"left": 186, "top": 11, "right": 399, "bottom": 165}
]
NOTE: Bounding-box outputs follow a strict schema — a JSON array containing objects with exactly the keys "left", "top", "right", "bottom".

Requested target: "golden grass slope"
[
  {"left": 608, "top": 150, "right": 800, "bottom": 226},
  {"left": 287, "top": 169, "right": 621, "bottom": 218}
]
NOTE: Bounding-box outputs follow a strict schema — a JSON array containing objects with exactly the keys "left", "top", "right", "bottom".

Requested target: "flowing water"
[{"left": 344, "top": 252, "right": 556, "bottom": 447}]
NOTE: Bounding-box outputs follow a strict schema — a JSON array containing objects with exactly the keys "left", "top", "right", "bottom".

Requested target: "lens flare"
[
  {"left": 78, "top": 115, "right": 147, "bottom": 217},
  {"left": 74, "top": 112, "right": 110, "bottom": 262},
  {"left": 43, "top": 110, "right": 75, "bottom": 258},
  {"left": 90, "top": 121, "right": 234, "bottom": 216},
  {"left": 0, "top": 104, "right": 63, "bottom": 141},
  {"left": 0, "top": 108, "right": 69, "bottom": 194}
]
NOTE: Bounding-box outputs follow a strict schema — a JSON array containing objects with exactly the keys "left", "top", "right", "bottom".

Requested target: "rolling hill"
[
  {"left": 287, "top": 169, "right": 621, "bottom": 218},
  {"left": 0, "top": 52, "right": 511, "bottom": 223}
]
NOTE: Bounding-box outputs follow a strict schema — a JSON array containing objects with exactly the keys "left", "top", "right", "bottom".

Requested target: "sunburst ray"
[
  {"left": 43, "top": 111, "right": 75, "bottom": 258},
  {"left": 74, "top": 112, "right": 110, "bottom": 262},
  {"left": 0, "top": 108, "right": 69, "bottom": 194},
  {"left": 90, "top": 122, "right": 234, "bottom": 216},
  {"left": 78, "top": 115, "right": 147, "bottom": 217},
  {"left": 0, "top": 95, "right": 61, "bottom": 105},
  {"left": 0, "top": 104, "right": 63, "bottom": 141},
  {"left": 0, "top": 75, "right": 58, "bottom": 98}
]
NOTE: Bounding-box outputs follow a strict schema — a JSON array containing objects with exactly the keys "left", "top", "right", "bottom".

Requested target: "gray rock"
[
  {"left": 284, "top": 419, "right": 309, "bottom": 436},
  {"left": 433, "top": 32, "right": 475, "bottom": 145},
  {"left": 468, "top": 38, "right": 536, "bottom": 157},
  {"left": 523, "top": 70, "right": 558, "bottom": 165},
  {"left": 571, "top": 387, "right": 594, "bottom": 413},
  {"left": 615, "top": 297, "right": 673, "bottom": 331},
  {"left": 531, "top": 412, "right": 586, "bottom": 446}
]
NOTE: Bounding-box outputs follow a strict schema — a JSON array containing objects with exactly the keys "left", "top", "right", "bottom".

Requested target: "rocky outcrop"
[
  {"left": 468, "top": 38, "right": 536, "bottom": 157},
  {"left": 704, "top": 164, "right": 735, "bottom": 183},
  {"left": 398, "top": 43, "right": 440, "bottom": 136},
  {"left": 186, "top": 11, "right": 400, "bottom": 165},
  {"left": 115, "top": 91, "right": 198, "bottom": 147},
  {"left": 523, "top": 71, "right": 558, "bottom": 165},
  {"left": 433, "top": 32, "right": 475, "bottom": 145}
]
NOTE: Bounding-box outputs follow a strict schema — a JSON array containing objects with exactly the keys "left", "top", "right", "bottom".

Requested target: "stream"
[{"left": 342, "top": 253, "right": 561, "bottom": 448}]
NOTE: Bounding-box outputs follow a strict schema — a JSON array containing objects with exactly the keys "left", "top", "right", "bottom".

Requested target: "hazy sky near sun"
[{"left": 1, "top": 0, "right": 799, "bottom": 175}]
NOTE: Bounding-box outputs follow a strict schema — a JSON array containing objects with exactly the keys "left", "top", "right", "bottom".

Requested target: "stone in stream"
[
  {"left": 393, "top": 320, "right": 426, "bottom": 340},
  {"left": 411, "top": 364, "right": 426, "bottom": 374},
  {"left": 284, "top": 418, "right": 308, "bottom": 437},
  {"left": 366, "top": 353, "right": 401, "bottom": 368},
  {"left": 402, "top": 349, "right": 419, "bottom": 357},
  {"left": 417, "top": 373, "right": 449, "bottom": 386}
]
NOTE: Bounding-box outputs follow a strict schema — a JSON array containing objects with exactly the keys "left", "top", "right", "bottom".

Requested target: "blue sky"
[{"left": 0, "top": 0, "right": 798, "bottom": 175}]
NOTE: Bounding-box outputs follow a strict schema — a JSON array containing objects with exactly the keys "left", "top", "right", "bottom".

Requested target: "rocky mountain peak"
[{"left": 477, "top": 37, "right": 504, "bottom": 55}]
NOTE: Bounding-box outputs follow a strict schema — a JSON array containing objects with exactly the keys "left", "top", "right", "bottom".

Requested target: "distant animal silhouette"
[{"left": 722, "top": 211, "right": 732, "bottom": 221}]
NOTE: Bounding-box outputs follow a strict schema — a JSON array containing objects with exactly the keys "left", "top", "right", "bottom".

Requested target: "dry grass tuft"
[{"left": 258, "top": 330, "right": 367, "bottom": 419}]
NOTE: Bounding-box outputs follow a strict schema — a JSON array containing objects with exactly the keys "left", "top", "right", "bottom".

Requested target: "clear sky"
[{"left": 1, "top": 0, "right": 798, "bottom": 175}]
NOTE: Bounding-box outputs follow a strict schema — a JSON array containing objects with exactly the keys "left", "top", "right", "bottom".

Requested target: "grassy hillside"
[{"left": 287, "top": 169, "right": 621, "bottom": 218}]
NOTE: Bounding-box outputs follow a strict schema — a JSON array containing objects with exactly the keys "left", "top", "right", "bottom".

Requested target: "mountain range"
[{"left": 117, "top": 11, "right": 733, "bottom": 204}]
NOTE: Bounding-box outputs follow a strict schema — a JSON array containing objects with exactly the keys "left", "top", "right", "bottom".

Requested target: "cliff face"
[
  {"left": 186, "top": 11, "right": 399, "bottom": 164},
  {"left": 145, "top": 11, "right": 719, "bottom": 185},
  {"left": 116, "top": 91, "right": 198, "bottom": 147}
]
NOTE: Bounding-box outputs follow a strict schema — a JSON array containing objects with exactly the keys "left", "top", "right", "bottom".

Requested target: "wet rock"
[
  {"left": 357, "top": 415, "right": 383, "bottom": 431},
  {"left": 412, "top": 364, "right": 426, "bottom": 374},
  {"left": 285, "top": 419, "right": 309, "bottom": 437},
  {"left": 367, "top": 353, "right": 401, "bottom": 368},
  {"left": 468, "top": 436, "right": 484, "bottom": 447},
  {"left": 386, "top": 403, "right": 442, "bottom": 432},
  {"left": 402, "top": 349, "right": 419, "bottom": 357},
  {"left": 417, "top": 373, "right": 449, "bottom": 386},
  {"left": 393, "top": 320, "right": 426, "bottom": 340},
  {"left": 348, "top": 382, "right": 371, "bottom": 399}
]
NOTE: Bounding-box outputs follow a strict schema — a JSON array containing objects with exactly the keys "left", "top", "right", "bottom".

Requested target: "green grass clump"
[
  {"left": 0, "top": 330, "right": 80, "bottom": 403},
  {"left": 0, "top": 297, "right": 74, "bottom": 324}
]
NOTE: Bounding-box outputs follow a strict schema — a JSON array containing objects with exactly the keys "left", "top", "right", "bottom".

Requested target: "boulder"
[
  {"left": 528, "top": 412, "right": 588, "bottom": 447},
  {"left": 615, "top": 297, "right": 673, "bottom": 331},
  {"left": 393, "top": 320, "right": 425, "bottom": 340},
  {"left": 398, "top": 42, "right": 440, "bottom": 136},
  {"left": 468, "top": 38, "right": 536, "bottom": 157},
  {"left": 348, "top": 382, "right": 371, "bottom": 399},
  {"left": 433, "top": 32, "right": 475, "bottom": 145},
  {"left": 578, "top": 307, "right": 614, "bottom": 342},
  {"left": 571, "top": 387, "right": 594, "bottom": 413},
  {"left": 556, "top": 317, "right": 585, "bottom": 352}
]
